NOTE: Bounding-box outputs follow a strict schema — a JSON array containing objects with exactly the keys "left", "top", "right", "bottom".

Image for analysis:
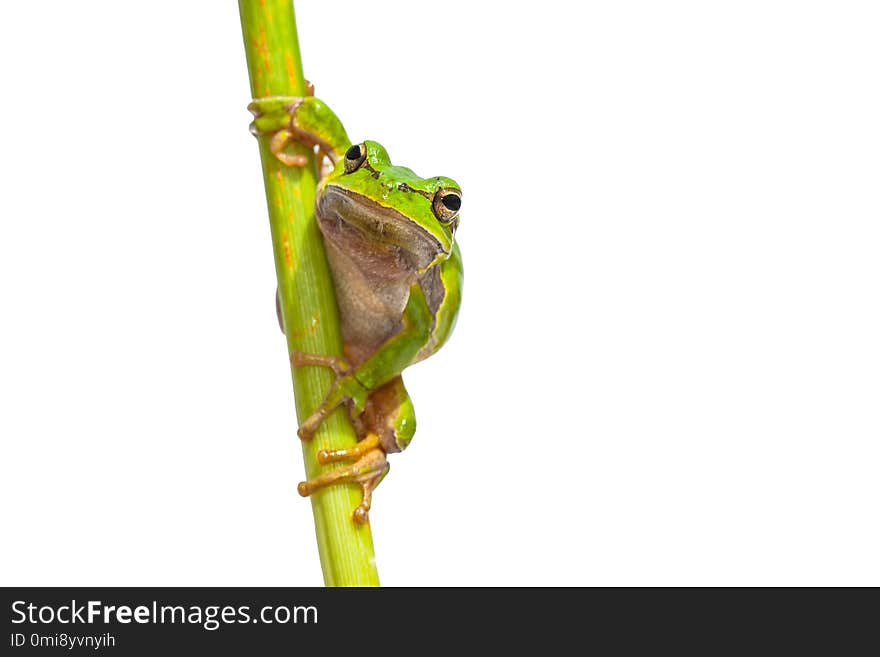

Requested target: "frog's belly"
[{"left": 323, "top": 238, "right": 414, "bottom": 365}]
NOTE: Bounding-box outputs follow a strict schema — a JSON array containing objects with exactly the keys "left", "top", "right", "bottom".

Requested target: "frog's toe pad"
[{"left": 352, "top": 505, "right": 370, "bottom": 524}]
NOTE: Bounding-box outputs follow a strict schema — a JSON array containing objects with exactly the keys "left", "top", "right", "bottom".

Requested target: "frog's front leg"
[
  {"left": 293, "top": 283, "right": 433, "bottom": 442},
  {"left": 248, "top": 95, "right": 350, "bottom": 169},
  {"left": 290, "top": 350, "right": 350, "bottom": 377},
  {"left": 292, "top": 285, "right": 431, "bottom": 522}
]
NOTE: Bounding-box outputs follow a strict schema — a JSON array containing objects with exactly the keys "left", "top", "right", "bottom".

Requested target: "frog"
[{"left": 248, "top": 90, "right": 463, "bottom": 524}]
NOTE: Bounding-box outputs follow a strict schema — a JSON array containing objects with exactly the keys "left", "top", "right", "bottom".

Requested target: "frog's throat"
[{"left": 317, "top": 186, "right": 449, "bottom": 272}]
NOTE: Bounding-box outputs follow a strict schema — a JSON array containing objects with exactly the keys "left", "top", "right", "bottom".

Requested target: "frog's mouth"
[{"left": 317, "top": 186, "right": 447, "bottom": 272}]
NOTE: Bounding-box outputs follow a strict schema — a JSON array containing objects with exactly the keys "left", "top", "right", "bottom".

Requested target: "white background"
[{"left": 1, "top": 1, "right": 878, "bottom": 586}]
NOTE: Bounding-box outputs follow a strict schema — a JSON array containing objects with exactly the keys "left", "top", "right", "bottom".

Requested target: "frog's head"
[{"left": 318, "top": 140, "right": 461, "bottom": 273}]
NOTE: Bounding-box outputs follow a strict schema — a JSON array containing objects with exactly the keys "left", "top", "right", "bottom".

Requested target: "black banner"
[{"left": 1, "top": 587, "right": 873, "bottom": 653}]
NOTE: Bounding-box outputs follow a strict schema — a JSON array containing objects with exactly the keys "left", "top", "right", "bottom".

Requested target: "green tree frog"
[{"left": 249, "top": 91, "right": 463, "bottom": 523}]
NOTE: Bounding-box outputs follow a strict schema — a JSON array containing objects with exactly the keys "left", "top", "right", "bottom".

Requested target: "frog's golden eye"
[
  {"left": 432, "top": 188, "right": 462, "bottom": 223},
  {"left": 343, "top": 143, "right": 367, "bottom": 173}
]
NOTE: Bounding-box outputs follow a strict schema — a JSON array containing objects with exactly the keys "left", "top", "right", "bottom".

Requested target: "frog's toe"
[
  {"left": 295, "top": 375, "right": 367, "bottom": 441},
  {"left": 247, "top": 97, "right": 314, "bottom": 167},
  {"left": 247, "top": 95, "right": 301, "bottom": 117},
  {"left": 352, "top": 505, "right": 370, "bottom": 525},
  {"left": 296, "top": 407, "right": 330, "bottom": 441},
  {"left": 297, "top": 446, "right": 389, "bottom": 524},
  {"left": 316, "top": 433, "right": 380, "bottom": 464},
  {"left": 270, "top": 130, "right": 309, "bottom": 167},
  {"left": 290, "top": 351, "right": 351, "bottom": 376}
]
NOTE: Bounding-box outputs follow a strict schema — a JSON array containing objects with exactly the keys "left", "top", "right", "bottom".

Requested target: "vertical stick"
[{"left": 238, "top": 0, "right": 379, "bottom": 586}]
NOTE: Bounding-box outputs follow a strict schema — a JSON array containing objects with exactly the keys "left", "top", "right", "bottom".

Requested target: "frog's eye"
[
  {"left": 343, "top": 143, "right": 367, "bottom": 173},
  {"left": 432, "top": 188, "right": 462, "bottom": 223}
]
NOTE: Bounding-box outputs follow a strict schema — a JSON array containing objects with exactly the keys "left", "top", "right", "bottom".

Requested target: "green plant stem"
[{"left": 238, "top": 0, "right": 379, "bottom": 587}]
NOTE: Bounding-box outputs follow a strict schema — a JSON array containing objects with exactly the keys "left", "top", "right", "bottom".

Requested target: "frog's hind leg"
[
  {"left": 297, "top": 442, "right": 389, "bottom": 524},
  {"left": 316, "top": 433, "right": 380, "bottom": 465},
  {"left": 296, "top": 377, "right": 416, "bottom": 523},
  {"left": 359, "top": 376, "right": 417, "bottom": 454}
]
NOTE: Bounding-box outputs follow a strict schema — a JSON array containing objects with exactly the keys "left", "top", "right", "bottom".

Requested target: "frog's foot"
[
  {"left": 247, "top": 85, "right": 339, "bottom": 170},
  {"left": 316, "top": 432, "right": 380, "bottom": 465},
  {"left": 248, "top": 96, "right": 313, "bottom": 167},
  {"left": 297, "top": 439, "right": 389, "bottom": 524},
  {"left": 290, "top": 351, "right": 350, "bottom": 377},
  {"left": 291, "top": 351, "right": 367, "bottom": 440}
]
